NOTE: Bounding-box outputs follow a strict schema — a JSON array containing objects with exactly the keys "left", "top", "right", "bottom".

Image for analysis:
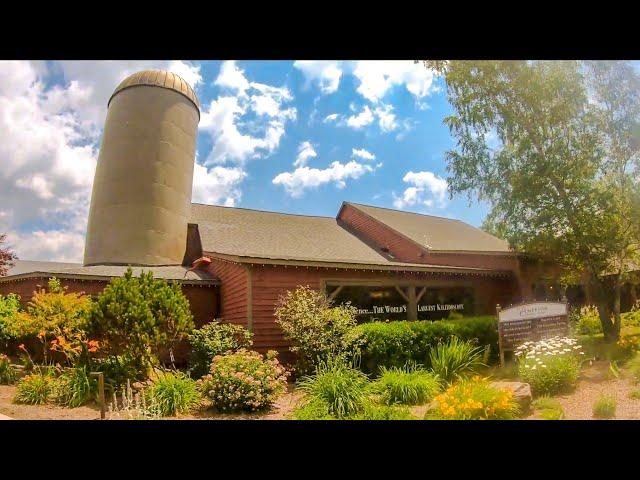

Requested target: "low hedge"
[{"left": 354, "top": 316, "right": 498, "bottom": 374}]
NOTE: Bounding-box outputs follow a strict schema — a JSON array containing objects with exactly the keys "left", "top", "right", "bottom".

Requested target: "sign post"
[{"left": 497, "top": 300, "right": 569, "bottom": 366}]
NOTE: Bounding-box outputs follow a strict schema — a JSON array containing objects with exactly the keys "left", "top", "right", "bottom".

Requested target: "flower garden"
[{"left": 2, "top": 274, "right": 640, "bottom": 421}]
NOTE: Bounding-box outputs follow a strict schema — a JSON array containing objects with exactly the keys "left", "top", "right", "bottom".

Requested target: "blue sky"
[{"left": 0, "top": 60, "right": 490, "bottom": 262}]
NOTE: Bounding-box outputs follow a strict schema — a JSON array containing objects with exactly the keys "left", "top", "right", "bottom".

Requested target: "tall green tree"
[{"left": 425, "top": 60, "right": 640, "bottom": 341}]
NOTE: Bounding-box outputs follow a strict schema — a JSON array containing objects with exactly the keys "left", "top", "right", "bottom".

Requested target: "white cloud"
[
  {"left": 352, "top": 148, "right": 375, "bottom": 161},
  {"left": 346, "top": 105, "right": 374, "bottom": 129},
  {"left": 192, "top": 163, "right": 246, "bottom": 207},
  {"left": 293, "top": 60, "right": 438, "bottom": 104},
  {"left": 293, "top": 61, "right": 343, "bottom": 94},
  {"left": 201, "top": 61, "right": 296, "bottom": 166},
  {"left": 374, "top": 104, "right": 398, "bottom": 132},
  {"left": 273, "top": 160, "right": 377, "bottom": 198},
  {"left": 214, "top": 60, "right": 251, "bottom": 95},
  {"left": 7, "top": 230, "right": 85, "bottom": 263},
  {"left": 353, "top": 60, "right": 437, "bottom": 103},
  {"left": 393, "top": 171, "right": 449, "bottom": 210},
  {"left": 324, "top": 113, "right": 339, "bottom": 123},
  {"left": 0, "top": 60, "right": 203, "bottom": 262},
  {"left": 294, "top": 141, "right": 317, "bottom": 167}
]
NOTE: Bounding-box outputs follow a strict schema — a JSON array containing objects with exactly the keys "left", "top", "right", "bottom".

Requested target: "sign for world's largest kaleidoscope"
[{"left": 496, "top": 301, "right": 569, "bottom": 365}]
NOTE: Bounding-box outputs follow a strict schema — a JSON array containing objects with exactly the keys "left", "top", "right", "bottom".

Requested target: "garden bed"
[{"left": 527, "top": 360, "right": 640, "bottom": 420}]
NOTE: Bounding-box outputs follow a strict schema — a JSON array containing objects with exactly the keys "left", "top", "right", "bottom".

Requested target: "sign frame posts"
[{"left": 496, "top": 299, "right": 569, "bottom": 366}]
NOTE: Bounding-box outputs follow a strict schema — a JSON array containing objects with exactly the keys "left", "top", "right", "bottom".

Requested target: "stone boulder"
[{"left": 490, "top": 381, "right": 532, "bottom": 412}]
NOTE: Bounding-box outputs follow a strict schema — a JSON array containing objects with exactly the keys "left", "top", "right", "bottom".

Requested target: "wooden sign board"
[{"left": 497, "top": 301, "right": 569, "bottom": 365}]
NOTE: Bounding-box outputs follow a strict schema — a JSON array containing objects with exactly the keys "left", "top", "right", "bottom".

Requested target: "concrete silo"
[{"left": 83, "top": 70, "right": 200, "bottom": 266}]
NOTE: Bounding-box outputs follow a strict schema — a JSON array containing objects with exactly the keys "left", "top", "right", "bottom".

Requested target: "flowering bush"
[
  {"left": 426, "top": 376, "right": 520, "bottom": 420},
  {"left": 515, "top": 336, "right": 584, "bottom": 395},
  {"left": 198, "top": 349, "right": 289, "bottom": 412},
  {"left": 275, "top": 286, "right": 363, "bottom": 375},
  {"left": 14, "top": 370, "right": 57, "bottom": 405},
  {"left": 0, "top": 354, "right": 18, "bottom": 384},
  {"left": 614, "top": 335, "right": 640, "bottom": 361},
  {"left": 188, "top": 321, "right": 253, "bottom": 378},
  {"left": 573, "top": 305, "right": 603, "bottom": 335}
]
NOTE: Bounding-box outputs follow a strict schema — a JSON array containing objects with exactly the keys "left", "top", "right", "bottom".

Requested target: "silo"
[{"left": 83, "top": 70, "right": 200, "bottom": 266}]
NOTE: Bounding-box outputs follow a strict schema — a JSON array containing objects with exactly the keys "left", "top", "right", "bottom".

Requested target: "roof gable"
[{"left": 343, "top": 202, "right": 511, "bottom": 253}]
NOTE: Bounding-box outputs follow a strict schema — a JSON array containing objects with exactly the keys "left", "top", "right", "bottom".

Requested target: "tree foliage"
[
  {"left": 0, "top": 233, "right": 17, "bottom": 277},
  {"left": 89, "top": 268, "right": 194, "bottom": 371},
  {"left": 425, "top": 60, "right": 640, "bottom": 340}
]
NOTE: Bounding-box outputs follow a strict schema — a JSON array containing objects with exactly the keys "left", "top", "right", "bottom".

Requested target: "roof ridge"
[
  {"left": 191, "top": 202, "right": 335, "bottom": 220},
  {"left": 345, "top": 201, "right": 463, "bottom": 223}
]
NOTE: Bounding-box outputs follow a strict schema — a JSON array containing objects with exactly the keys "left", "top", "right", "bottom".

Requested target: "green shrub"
[
  {"left": 297, "top": 359, "right": 370, "bottom": 419},
  {"left": 429, "top": 337, "right": 485, "bottom": 384},
  {"left": 89, "top": 268, "right": 195, "bottom": 372},
  {"left": 0, "top": 354, "right": 18, "bottom": 384},
  {"left": 199, "top": 349, "right": 288, "bottom": 412},
  {"left": 516, "top": 337, "right": 583, "bottom": 396},
  {"left": 146, "top": 371, "right": 201, "bottom": 416},
  {"left": 0, "top": 293, "right": 21, "bottom": 344},
  {"left": 622, "top": 302, "right": 640, "bottom": 327},
  {"left": 351, "top": 403, "right": 415, "bottom": 420},
  {"left": 290, "top": 398, "right": 334, "bottom": 420},
  {"left": 426, "top": 376, "right": 520, "bottom": 420},
  {"left": 592, "top": 394, "right": 616, "bottom": 419},
  {"left": 54, "top": 365, "right": 97, "bottom": 408},
  {"left": 532, "top": 396, "right": 565, "bottom": 420},
  {"left": 355, "top": 316, "right": 498, "bottom": 374},
  {"left": 275, "top": 286, "right": 363, "bottom": 375},
  {"left": 14, "top": 371, "right": 56, "bottom": 405},
  {"left": 627, "top": 354, "right": 640, "bottom": 383},
  {"left": 629, "top": 389, "right": 640, "bottom": 400},
  {"left": 574, "top": 305, "right": 603, "bottom": 335},
  {"left": 93, "top": 354, "right": 141, "bottom": 391},
  {"left": 373, "top": 363, "right": 440, "bottom": 405},
  {"left": 188, "top": 321, "right": 253, "bottom": 378}
]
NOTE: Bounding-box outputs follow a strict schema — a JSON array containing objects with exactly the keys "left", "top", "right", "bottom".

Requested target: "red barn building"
[{"left": 0, "top": 69, "right": 555, "bottom": 357}]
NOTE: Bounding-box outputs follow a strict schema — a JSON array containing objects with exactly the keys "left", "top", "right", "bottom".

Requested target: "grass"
[
  {"left": 54, "top": 366, "right": 97, "bottom": 408},
  {"left": 297, "top": 360, "right": 370, "bottom": 419},
  {"left": 428, "top": 336, "right": 486, "bottom": 384},
  {"left": 628, "top": 389, "right": 640, "bottom": 400},
  {"left": 592, "top": 394, "right": 616, "bottom": 419},
  {"left": 626, "top": 354, "right": 640, "bottom": 383},
  {"left": 373, "top": 363, "right": 440, "bottom": 405},
  {"left": 146, "top": 371, "right": 201, "bottom": 417},
  {"left": 350, "top": 402, "right": 415, "bottom": 420},
  {"left": 532, "top": 396, "right": 565, "bottom": 420}
]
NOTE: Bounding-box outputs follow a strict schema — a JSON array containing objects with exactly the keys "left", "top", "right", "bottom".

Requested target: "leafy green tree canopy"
[{"left": 425, "top": 60, "right": 640, "bottom": 340}]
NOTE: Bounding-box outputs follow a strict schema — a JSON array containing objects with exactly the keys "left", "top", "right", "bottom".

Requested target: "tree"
[
  {"left": 0, "top": 233, "right": 17, "bottom": 277},
  {"left": 89, "top": 268, "right": 195, "bottom": 372},
  {"left": 424, "top": 61, "right": 640, "bottom": 341}
]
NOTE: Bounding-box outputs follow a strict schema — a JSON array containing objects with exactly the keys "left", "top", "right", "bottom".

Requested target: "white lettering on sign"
[
  {"left": 418, "top": 304, "right": 465, "bottom": 312},
  {"left": 499, "top": 302, "right": 567, "bottom": 323}
]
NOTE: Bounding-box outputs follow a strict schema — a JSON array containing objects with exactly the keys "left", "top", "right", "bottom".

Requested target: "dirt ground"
[
  {"left": 3, "top": 360, "right": 639, "bottom": 420},
  {"left": 527, "top": 360, "right": 640, "bottom": 420},
  {"left": 0, "top": 383, "right": 304, "bottom": 421}
]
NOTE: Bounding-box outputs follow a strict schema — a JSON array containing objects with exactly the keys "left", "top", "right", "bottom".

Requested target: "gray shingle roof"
[
  {"left": 345, "top": 202, "right": 511, "bottom": 253},
  {"left": 190, "top": 203, "right": 392, "bottom": 265},
  {"left": 1, "top": 260, "right": 217, "bottom": 284},
  {"left": 189, "top": 203, "right": 513, "bottom": 272}
]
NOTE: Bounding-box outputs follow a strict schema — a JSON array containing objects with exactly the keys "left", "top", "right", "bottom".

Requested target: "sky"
[{"left": 0, "top": 60, "right": 493, "bottom": 263}]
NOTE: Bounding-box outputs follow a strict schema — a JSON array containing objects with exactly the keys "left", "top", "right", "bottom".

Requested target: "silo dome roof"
[{"left": 108, "top": 70, "right": 200, "bottom": 112}]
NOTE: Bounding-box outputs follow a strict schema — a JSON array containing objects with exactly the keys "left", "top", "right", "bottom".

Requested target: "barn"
[{"left": 0, "top": 69, "right": 549, "bottom": 355}]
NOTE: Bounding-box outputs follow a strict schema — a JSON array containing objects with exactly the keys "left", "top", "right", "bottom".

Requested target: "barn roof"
[
  {"left": 189, "top": 202, "right": 514, "bottom": 274},
  {"left": 1, "top": 260, "right": 218, "bottom": 285},
  {"left": 342, "top": 202, "right": 511, "bottom": 253}
]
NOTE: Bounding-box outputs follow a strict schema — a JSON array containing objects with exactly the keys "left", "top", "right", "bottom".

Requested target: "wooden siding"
[
  {"left": 0, "top": 276, "right": 218, "bottom": 328},
  {"left": 204, "top": 258, "right": 249, "bottom": 328},
  {"left": 248, "top": 264, "right": 520, "bottom": 353}
]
